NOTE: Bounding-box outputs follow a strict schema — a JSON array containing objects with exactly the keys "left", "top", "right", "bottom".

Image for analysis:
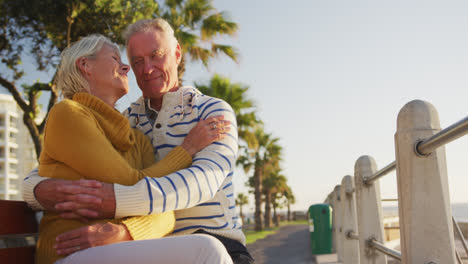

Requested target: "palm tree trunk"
[
  {"left": 254, "top": 159, "right": 263, "bottom": 231},
  {"left": 239, "top": 204, "right": 244, "bottom": 223},
  {"left": 264, "top": 191, "right": 272, "bottom": 229},
  {"left": 287, "top": 200, "right": 291, "bottom": 221},
  {"left": 273, "top": 200, "right": 279, "bottom": 227}
]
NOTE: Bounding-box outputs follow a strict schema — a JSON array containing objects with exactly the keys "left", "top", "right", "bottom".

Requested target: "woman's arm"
[
  {"left": 43, "top": 101, "right": 227, "bottom": 254},
  {"left": 42, "top": 101, "right": 227, "bottom": 186},
  {"left": 41, "top": 102, "right": 142, "bottom": 185}
]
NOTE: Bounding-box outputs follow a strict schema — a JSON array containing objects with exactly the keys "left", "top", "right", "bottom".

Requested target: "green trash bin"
[{"left": 308, "top": 203, "right": 332, "bottom": 254}]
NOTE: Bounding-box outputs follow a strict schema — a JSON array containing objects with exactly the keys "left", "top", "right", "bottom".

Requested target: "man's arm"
[
  {"left": 22, "top": 113, "right": 225, "bottom": 219},
  {"left": 22, "top": 169, "right": 49, "bottom": 211},
  {"left": 114, "top": 99, "right": 238, "bottom": 218}
]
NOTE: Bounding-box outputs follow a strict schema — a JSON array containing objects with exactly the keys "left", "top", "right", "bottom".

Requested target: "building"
[{"left": 0, "top": 94, "right": 38, "bottom": 200}]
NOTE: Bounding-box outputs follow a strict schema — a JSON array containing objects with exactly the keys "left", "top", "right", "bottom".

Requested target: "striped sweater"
[{"left": 22, "top": 86, "right": 245, "bottom": 244}]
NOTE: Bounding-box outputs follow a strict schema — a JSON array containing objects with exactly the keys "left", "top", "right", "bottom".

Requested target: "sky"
[{"left": 7, "top": 0, "right": 468, "bottom": 213}]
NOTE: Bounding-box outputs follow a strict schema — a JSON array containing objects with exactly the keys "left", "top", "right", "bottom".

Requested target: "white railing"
[{"left": 324, "top": 100, "right": 467, "bottom": 264}]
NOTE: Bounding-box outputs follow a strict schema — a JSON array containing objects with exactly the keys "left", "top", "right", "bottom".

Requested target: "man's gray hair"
[{"left": 123, "top": 18, "right": 178, "bottom": 50}]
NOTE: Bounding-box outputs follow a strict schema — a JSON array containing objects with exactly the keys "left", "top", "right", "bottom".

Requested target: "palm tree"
[
  {"left": 283, "top": 185, "right": 296, "bottom": 221},
  {"left": 159, "top": 0, "right": 239, "bottom": 82},
  {"left": 0, "top": 0, "right": 239, "bottom": 157},
  {"left": 241, "top": 127, "right": 281, "bottom": 231},
  {"left": 270, "top": 174, "right": 288, "bottom": 227},
  {"left": 263, "top": 171, "right": 287, "bottom": 228},
  {"left": 235, "top": 193, "right": 249, "bottom": 223},
  {"left": 195, "top": 74, "right": 259, "bottom": 143},
  {"left": 262, "top": 166, "right": 277, "bottom": 229}
]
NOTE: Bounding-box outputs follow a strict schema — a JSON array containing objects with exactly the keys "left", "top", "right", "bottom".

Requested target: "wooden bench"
[{"left": 0, "top": 200, "right": 38, "bottom": 264}]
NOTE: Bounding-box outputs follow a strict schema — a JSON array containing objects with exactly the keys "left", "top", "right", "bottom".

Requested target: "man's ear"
[
  {"left": 175, "top": 43, "right": 182, "bottom": 65},
  {"left": 76, "top": 57, "right": 93, "bottom": 77}
]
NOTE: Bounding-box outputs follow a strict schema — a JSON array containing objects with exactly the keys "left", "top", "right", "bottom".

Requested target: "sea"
[
  {"left": 241, "top": 203, "right": 468, "bottom": 223},
  {"left": 383, "top": 203, "right": 468, "bottom": 223}
]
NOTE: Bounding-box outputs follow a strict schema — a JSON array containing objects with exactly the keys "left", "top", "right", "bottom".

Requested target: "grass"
[
  {"left": 244, "top": 228, "right": 280, "bottom": 244},
  {"left": 243, "top": 220, "right": 309, "bottom": 244}
]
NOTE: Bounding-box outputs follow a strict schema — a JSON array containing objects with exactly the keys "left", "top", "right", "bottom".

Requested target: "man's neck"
[
  {"left": 148, "top": 86, "right": 180, "bottom": 111},
  {"left": 149, "top": 97, "right": 163, "bottom": 111}
]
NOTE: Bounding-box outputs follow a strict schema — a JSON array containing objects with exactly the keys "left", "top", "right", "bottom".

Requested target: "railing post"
[
  {"left": 395, "top": 100, "right": 456, "bottom": 264},
  {"left": 334, "top": 185, "right": 343, "bottom": 262},
  {"left": 328, "top": 191, "right": 337, "bottom": 254},
  {"left": 355, "top": 156, "right": 387, "bottom": 264},
  {"left": 340, "top": 175, "right": 360, "bottom": 263}
]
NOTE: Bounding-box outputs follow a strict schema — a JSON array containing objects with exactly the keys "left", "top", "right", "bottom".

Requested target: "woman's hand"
[
  {"left": 181, "top": 115, "right": 231, "bottom": 156},
  {"left": 54, "top": 222, "right": 132, "bottom": 255}
]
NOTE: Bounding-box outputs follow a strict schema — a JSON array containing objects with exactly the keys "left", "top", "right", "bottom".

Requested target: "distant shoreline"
[{"left": 384, "top": 203, "right": 468, "bottom": 223}]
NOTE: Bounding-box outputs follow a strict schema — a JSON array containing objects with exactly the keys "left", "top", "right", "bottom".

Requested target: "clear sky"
[
  {"left": 118, "top": 0, "right": 468, "bottom": 212},
  {"left": 191, "top": 0, "right": 468, "bottom": 212},
  {"left": 8, "top": 0, "right": 468, "bottom": 212}
]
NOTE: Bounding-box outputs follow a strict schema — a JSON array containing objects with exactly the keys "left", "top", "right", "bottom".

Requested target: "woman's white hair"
[
  {"left": 122, "top": 18, "right": 178, "bottom": 51},
  {"left": 57, "top": 34, "right": 120, "bottom": 99}
]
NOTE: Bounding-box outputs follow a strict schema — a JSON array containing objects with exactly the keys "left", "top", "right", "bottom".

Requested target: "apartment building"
[{"left": 0, "top": 94, "right": 38, "bottom": 200}]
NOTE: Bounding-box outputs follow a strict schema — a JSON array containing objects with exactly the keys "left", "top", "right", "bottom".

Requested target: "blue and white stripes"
[{"left": 119, "top": 86, "right": 245, "bottom": 243}]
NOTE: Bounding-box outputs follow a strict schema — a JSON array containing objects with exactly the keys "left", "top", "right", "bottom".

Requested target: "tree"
[
  {"left": 241, "top": 126, "right": 281, "bottom": 231},
  {"left": 196, "top": 74, "right": 267, "bottom": 228},
  {"left": 271, "top": 192, "right": 282, "bottom": 227},
  {"left": 195, "top": 74, "right": 259, "bottom": 143},
  {"left": 159, "top": 0, "right": 239, "bottom": 82},
  {"left": 283, "top": 185, "right": 296, "bottom": 221},
  {"left": 268, "top": 173, "right": 288, "bottom": 227},
  {"left": 261, "top": 161, "right": 281, "bottom": 229},
  {"left": 0, "top": 0, "right": 238, "bottom": 158},
  {"left": 235, "top": 192, "right": 248, "bottom": 223}
]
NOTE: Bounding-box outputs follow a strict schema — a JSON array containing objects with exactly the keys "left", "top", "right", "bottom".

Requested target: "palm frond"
[
  {"left": 182, "top": 0, "right": 212, "bottom": 26},
  {"left": 187, "top": 45, "right": 211, "bottom": 66},
  {"left": 211, "top": 43, "right": 239, "bottom": 63},
  {"left": 201, "top": 12, "right": 238, "bottom": 40},
  {"left": 175, "top": 30, "right": 197, "bottom": 52}
]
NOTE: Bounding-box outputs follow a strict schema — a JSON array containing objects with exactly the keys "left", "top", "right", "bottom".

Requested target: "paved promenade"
[
  {"left": 246, "top": 223, "right": 468, "bottom": 263},
  {"left": 246, "top": 224, "right": 316, "bottom": 264}
]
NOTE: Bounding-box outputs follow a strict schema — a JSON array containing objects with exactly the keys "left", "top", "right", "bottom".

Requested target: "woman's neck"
[
  {"left": 96, "top": 95, "right": 117, "bottom": 108},
  {"left": 89, "top": 91, "right": 118, "bottom": 108}
]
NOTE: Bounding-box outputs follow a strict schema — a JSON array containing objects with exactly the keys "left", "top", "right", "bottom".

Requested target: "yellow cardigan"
[{"left": 36, "top": 93, "right": 192, "bottom": 264}]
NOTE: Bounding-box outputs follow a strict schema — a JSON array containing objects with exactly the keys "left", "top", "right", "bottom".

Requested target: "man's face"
[{"left": 127, "top": 30, "right": 181, "bottom": 100}]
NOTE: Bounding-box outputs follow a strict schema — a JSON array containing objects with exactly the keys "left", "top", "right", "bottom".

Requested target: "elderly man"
[{"left": 22, "top": 18, "right": 253, "bottom": 264}]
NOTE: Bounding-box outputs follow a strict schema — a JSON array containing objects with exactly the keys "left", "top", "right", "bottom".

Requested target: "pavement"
[
  {"left": 246, "top": 224, "right": 317, "bottom": 264},
  {"left": 246, "top": 223, "right": 468, "bottom": 263}
]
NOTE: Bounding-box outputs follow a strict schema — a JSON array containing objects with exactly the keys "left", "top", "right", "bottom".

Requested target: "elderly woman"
[{"left": 37, "top": 34, "right": 230, "bottom": 264}]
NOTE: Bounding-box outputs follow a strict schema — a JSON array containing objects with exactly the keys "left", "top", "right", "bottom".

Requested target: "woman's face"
[{"left": 87, "top": 44, "right": 130, "bottom": 104}]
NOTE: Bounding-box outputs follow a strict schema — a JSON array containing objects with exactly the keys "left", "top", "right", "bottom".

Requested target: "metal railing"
[
  {"left": 363, "top": 161, "right": 396, "bottom": 185},
  {"left": 345, "top": 228, "right": 401, "bottom": 261},
  {"left": 324, "top": 101, "right": 466, "bottom": 264},
  {"left": 415, "top": 116, "right": 468, "bottom": 156},
  {"left": 368, "top": 239, "right": 402, "bottom": 261},
  {"left": 453, "top": 216, "right": 468, "bottom": 257},
  {"left": 381, "top": 199, "right": 398, "bottom": 202},
  {"left": 346, "top": 230, "right": 359, "bottom": 240}
]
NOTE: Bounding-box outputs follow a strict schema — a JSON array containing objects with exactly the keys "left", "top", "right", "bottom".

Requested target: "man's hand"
[
  {"left": 35, "top": 179, "right": 116, "bottom": 220},
  {"left": 54, "top": 222, "right": 132, "bottom": 255}
]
